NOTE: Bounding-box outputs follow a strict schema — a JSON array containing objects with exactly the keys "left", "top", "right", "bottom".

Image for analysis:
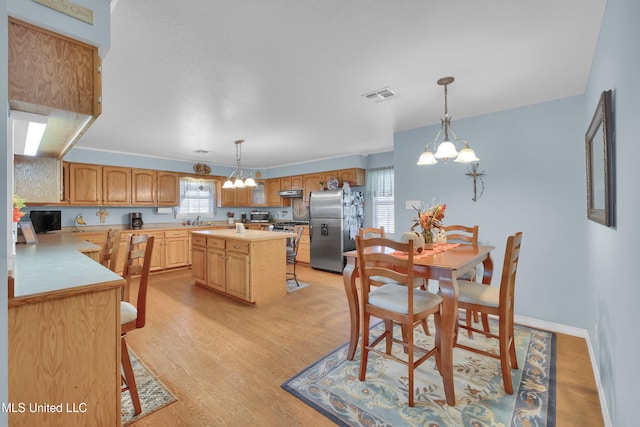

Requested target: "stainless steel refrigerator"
[{"left": 309, "top": 189, "right": 363, "bottom": 273}]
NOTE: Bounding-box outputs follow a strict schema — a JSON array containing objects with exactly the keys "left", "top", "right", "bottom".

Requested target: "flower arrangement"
[
  {"left": 411, "top": 200, "right": 446, "bottom": 245},
  {"left": 13, "top": 194, "right": 26, "bottom": 223}
]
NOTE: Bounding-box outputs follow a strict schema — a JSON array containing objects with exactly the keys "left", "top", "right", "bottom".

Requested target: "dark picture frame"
[
  {"left": 18, "top": 220, "right": 38, "bottom": 244},
  {"left": 585, "top": 89, "right": 615, "bottom": 227}
]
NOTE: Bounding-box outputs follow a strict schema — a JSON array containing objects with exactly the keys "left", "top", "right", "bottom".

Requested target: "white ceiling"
[{"left": 78, "top": 0, "right": 606, "bottom": 170}]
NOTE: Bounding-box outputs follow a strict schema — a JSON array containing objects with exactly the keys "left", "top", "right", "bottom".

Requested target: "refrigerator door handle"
[{"left": 309, "top": 225, "right": 312, "bottom": 243}]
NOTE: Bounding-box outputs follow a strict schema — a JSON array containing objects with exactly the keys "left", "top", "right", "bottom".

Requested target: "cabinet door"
[
  {"left": 280, "top": 176, "right": 291, "bottom": 190},
  {"left": 297, "top": 233, "right": 310, "bottom": 264},
  {"left": 221, "top": 187, "right": 236, "bottom": 206},
  {"left": 226, "top": 251, "right": 250, "bottom": 301},
  {"left": 132, "top": 169, "right": 157, "bottom": 205},
  {"left": 338, "top": 168, "right": 365, "bottom": 186},
  {"left": 145, "top": 232, "right": 165, "bottom": 271},
  {"left": 252, "top": 180, "right": 266, "bottom": 206},
  {"left": 69, "top": 163, "right": 102, "bottom": 205},
  {"left": 157, "top": 171, "right": 180, "bottom": 206},
  {"left": 164, "top": 230, "right": 189, "bottom": 268},
  {"left": 290, "top": 175, "right": 303, "bottom": 189},
  {"left": 207, "top": 248, "right": 226, "bottom": 292},
  {"left": 303, "top": 173, "right": 323, "bottom": 206},
  {"left": 266, "top": 179, "right": 290, "bottom": 207},
  {"left": 235, "top": 186, "right": 252, "bottom": 206},
  {"left": 103, "top": 166, "right": 131, "bottom": 205},
  {"left": 191, "top": 244, "right": 206, "bottom": 284},
  {"left": 321, "top": 171, "right": 338, "bottom": 187}
]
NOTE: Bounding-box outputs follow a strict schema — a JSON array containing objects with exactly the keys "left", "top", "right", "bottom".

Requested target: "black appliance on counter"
[{"left": 129, "top": 212, "right": 143, "bottom": 230}]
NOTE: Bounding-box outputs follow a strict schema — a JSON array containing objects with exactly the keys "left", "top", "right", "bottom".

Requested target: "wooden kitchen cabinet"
[
  {"left": 303, "top": 173, "right": 323, "bottom": 206},
  {"left": 205, "top": 237, "right": 242, "bottom": 294},
  {"left": 225, "top": 240, "right": 251, "bottom": 301},
  {"left": 132, "top": 168, "right": 157, "bottom": 205},
  {"left": 191, "top": 235, "right": 207, "bottom": 283},
  {"left": 297, "top": 226, "right": 310, "bottom": 264},
  {"left": 281, "top": 175, "right": 303, "bottom": 190},
  {"left": 321, "top": 171, "right": 338, "bottom": 186},
  {"left": 221, "top": 186, "right": 252, "bottom": 206},
  {"left": 68, "top": 163, "right": 102, "bottom": 205},
  {"left": 191, "top": 230, "right": 291, "bottom": 304},
  {"left": 338, "top": 168, "right": 365, "bottom": 186},
  {"left": 8, "top": 18, "right": 101, "bottom": 158},
  {"left": 164, "top": 229, "right": 189, "bottom": 268},
  {"left": 266, "top": 178, "right": 290, "bottom": 207},
  {"left": 157, "top": 171, "right": 180, "bottom": 206},
  {"left": 206, "top": 238, "right": 227, "bottom": 292},
  {"left": 103, "top": 166, "right": 131, "bottom": 205}
]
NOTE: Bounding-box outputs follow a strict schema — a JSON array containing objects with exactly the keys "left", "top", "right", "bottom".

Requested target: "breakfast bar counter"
[
  {"left": 9, "top": 233, "right": 125, "bottom": 426},
  {"left": 190, "top": 229, "right": 295, "bottom": 304}
]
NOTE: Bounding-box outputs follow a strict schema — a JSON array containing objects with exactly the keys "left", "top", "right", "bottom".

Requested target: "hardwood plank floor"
[{"left": 126, "top": 265, "right": 603, "bottom": 426}]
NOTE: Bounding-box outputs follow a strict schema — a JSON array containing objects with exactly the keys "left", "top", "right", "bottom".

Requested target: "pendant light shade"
[{"left": 417, "top": 77, "right": 479, "bottom": 165}]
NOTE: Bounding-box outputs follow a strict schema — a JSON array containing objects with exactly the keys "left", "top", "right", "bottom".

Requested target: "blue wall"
[
  {"left": 394, "top": 96, "right": 588, "bottom": 330},
  {"left": 583, "top": 0, "right": 640, "bottom": 424}
]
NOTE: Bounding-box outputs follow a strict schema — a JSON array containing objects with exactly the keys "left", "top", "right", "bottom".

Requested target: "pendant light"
[
  {"left": 222, "top": 140, "right": 256, "bottom": 189},
  {"left": 417, "top": 77, "right": 479, "bottom": 165}
]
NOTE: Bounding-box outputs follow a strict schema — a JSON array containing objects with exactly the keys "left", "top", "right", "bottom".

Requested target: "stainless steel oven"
[{"left": 250, "top": 211, "right": 270, "bottom": 223}]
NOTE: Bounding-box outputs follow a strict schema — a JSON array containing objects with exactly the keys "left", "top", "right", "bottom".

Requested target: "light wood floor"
[{"left": 126, "top": 265, "right": 603, "bottom": 426}]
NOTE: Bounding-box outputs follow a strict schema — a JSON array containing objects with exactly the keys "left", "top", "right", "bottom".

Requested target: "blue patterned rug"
[{"left": 282, "top": 319, "right": 556, "bottom": 426}]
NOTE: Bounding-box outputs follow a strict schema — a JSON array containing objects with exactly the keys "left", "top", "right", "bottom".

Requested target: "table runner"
[{"left": 391, "top": 242, "right": 460, "bottom": 259}]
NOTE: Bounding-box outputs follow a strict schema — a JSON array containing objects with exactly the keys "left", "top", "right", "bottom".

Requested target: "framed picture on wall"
[
  {"left": 585, "top": 89, "right": 615, "bottom": 227},
  {"left": 18, "top": 220, "right": 38, "bottom": 244}
]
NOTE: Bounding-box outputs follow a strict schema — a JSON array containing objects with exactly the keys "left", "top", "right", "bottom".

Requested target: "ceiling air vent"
[{"left": 362, "top": 87, "right": 396, "bottom": 103}]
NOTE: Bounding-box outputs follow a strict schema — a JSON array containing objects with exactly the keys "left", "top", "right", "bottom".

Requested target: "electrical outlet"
[{"left": 405, "top": 200, "right": 421, "bottom": 210}]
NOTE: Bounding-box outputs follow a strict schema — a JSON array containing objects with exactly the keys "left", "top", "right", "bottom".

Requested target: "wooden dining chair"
[
  {"left": 443, "top": 224, "right": 482, "bottom": 337},
  {"left": 120, "top": 233, "right": 155, "bottom": 416},
  {"left": 358, "top": 226, "right": 385, "bottom": 239},
  {"left": 356, "top": 235, "right": 443, "bottom": 407},
  {"left": 100, "top": 229, "right": 117, "bottom": 268},
  {"left": 454, "top": 232, "right": 523, "bottom": 394}
]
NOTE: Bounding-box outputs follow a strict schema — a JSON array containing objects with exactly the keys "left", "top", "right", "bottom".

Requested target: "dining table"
[{"left": 342, "top": 243, "right": 495, "bottom": 406}]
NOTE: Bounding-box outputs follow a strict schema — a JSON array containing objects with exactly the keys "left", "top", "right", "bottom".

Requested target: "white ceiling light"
[
  {"left": 10, "top": 110, "right": 48, "bottom": 156},
  {"left": 417, "top": 77, "right": 479, "bottom": 165},
  {"left": 222, "top": 140, "right": 257, "bottom": 189}
]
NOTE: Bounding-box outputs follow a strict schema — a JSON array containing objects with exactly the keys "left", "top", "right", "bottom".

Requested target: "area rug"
[
  {"left": 287, "top": 279, "right": 312, "bottom": 293},
  {"left": 122, "top": 350, "right": 177, "bottom": 426},
  {"left": 282, "top": 318, "right": 556, "bottom": 426}
]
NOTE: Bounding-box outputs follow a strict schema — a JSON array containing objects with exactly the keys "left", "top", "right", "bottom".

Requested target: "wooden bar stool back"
[{"left": 120, "top": 233, "right": 155, "bottom": 416}]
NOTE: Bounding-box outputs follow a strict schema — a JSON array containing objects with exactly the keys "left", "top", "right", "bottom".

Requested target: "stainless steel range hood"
[{"left": 278, "top": 189, "right": 303, "bottom": 198}]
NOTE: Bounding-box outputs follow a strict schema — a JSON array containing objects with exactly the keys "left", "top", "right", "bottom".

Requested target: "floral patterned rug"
[{"left": 282, "top": 318, "right": 556, "bottom": 426}]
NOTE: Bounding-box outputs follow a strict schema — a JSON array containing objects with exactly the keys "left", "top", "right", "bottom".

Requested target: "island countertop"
[
  {"left": 10, "top": 233, "right": 125, "bottom": 305},
  {"left": 190, "top": 229, "right": 295, "bottom": 241}
]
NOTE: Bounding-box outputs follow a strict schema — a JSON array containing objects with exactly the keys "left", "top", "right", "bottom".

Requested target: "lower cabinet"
[
  {"left": 297, "top": 226, "right": 310, "bottom": 264},
  {"left": 191, "top": 232, "right": 289, "bottom": 304}
]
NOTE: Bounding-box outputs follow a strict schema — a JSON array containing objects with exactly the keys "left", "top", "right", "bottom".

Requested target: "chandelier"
[
  {"left": 417, "top": 77, "right": 479, "bottom": 165},
  {"left": 222, "top": 140, "right": 256, "bottom": 188}
]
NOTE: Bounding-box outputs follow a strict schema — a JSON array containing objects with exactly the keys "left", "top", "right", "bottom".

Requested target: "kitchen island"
[
  {"left": 9, "top": 233, "right": 125, "bottom": 426},
  {"left": 191, "top": 229, "right": 295, "bottom": 304}
]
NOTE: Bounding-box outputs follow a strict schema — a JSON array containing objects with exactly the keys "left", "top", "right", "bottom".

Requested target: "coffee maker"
[{"left": 129, "top": 212, "right": 143, "bottom": 230}]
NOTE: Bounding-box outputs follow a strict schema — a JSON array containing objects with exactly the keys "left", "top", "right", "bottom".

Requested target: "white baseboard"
[{"left": 514, "top": 314, "right": 613, "bottom": 427}]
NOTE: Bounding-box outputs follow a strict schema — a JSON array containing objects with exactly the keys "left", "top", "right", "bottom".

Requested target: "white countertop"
[
  {"left": 190, "top": 229, "right": 296, "bottom": 241},
  {"left": 11, "top": 233, "right": 124, "bottom": 304}
]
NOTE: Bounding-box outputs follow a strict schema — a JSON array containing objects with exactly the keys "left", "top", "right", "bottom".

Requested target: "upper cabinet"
[
  {"left": 103, "top": 166, "right": 131, "bottom": 205},
  {"left": 157, "top": 172, "right": 180, "bottom": 206},
  {"left": 8, "top": 18, "right": 102, "bottom": 158},
  {"left": 68, "top": 163, "right": 102, "bottom": 205},
  {"left": 338, "top": 168, "right": 365, "bottom": 186},
  {"left": 131, "top": 169, "right": 157, "bottom": 206}
]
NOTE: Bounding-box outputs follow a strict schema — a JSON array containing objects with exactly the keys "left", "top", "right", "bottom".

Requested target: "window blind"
[
  {"left": 367, "top": 167, "right": 394, "bottom": 234},
  {"left": 177, "top": 178, "right": 216, "bottom": 217}
]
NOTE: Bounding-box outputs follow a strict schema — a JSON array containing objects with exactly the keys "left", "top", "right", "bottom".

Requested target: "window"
[
  {"left": 177, "top": 178, "right": 216, "bottom": 218},
  {"left": 367, "top": 166, "right": 394, "bottom": 234}
]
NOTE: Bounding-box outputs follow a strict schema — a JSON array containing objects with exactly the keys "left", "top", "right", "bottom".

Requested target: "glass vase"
[{"left": 422, "top": 229, "right": 434, "bottom": 250}]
